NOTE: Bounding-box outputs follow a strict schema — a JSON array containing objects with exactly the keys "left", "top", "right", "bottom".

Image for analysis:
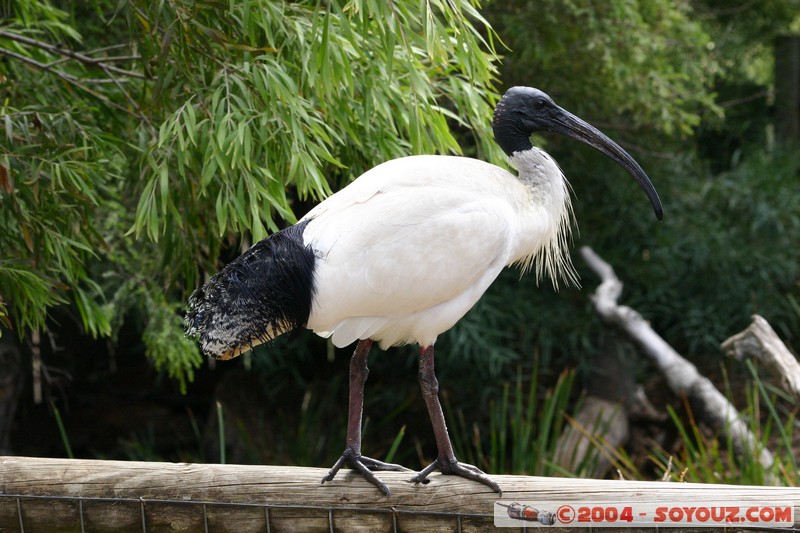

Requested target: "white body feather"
[{"left": 301, "top": 150, "right": 575, "bottom": 350}]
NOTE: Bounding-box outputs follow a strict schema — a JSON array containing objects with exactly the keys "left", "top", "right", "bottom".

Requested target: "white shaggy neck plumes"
[{"left": 509, "top": 148, "right": 578, "bottom": 289}]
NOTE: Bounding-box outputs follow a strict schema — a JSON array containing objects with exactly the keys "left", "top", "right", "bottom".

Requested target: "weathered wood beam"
[
  {"left": 1, "top": 457, "right": 799, "bottom": 532},
  {"left": 722, "top": 314, "right": 800, "bottom": 400}
]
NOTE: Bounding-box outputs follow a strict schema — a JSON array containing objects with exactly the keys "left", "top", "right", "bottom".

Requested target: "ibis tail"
[{"left": 184, "top": 220, "right": 316, "bottom": 360}]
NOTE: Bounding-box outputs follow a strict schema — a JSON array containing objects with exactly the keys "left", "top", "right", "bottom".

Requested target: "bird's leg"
[
  {"left": 410, "top": 345, "right": 502, "bottom": 493},
  {"left": 322, "top": 339, "right": 410, "bottom": 496}
]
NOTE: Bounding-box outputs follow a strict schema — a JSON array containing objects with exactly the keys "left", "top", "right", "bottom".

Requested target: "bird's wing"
[{"left": 302, "top": 156, "right": 520, "bottom": 346}]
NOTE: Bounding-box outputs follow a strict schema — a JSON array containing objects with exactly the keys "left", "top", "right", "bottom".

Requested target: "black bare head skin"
[
  {"left": 185, "top": 219, "right": 316, "bottom": 359},
  {"left": 492, "top": 86, "right": 663, "bottom": 220},
  {"left": 492, "top": 87, "right": 559, "bottom": 155}
]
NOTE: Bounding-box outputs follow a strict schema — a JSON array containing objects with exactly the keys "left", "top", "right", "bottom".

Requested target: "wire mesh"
[
  {"left": 2, "top": 492, "right": 495, "bottom": 533},
  {"left": 4, "top": 491, "right": 800, "bottom": 532}
]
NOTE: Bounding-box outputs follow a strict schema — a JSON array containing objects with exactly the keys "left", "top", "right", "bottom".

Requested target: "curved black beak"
[{"left": 550, "top": 108, "right": 663, "bottom": 221}]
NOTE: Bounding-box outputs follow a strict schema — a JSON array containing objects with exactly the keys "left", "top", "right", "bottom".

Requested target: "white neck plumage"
[{"left": 508, "top": 147, "right": 579, "bottom": 289}]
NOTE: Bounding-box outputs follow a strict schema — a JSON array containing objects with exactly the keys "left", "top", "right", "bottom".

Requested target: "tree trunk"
[
  {"left": 775, "top": 35, "right": 800, "bottom": 142},
  {"left": 0, "top": 337, "right": 23, "bottom": 454}
]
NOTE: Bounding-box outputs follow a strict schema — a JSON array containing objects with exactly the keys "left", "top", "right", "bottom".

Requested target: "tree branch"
[
  {"left": 0, "top": 47, "right": 137, "bottom": 117},
  {"left": 0, "top": 30, "right": 146, "bottom": 79},
  {"left": 0, "top": 30, "right": 151, "bottom": 123},
  {"left": 581, "top": 245, "right": 775, "bottom": 472}
]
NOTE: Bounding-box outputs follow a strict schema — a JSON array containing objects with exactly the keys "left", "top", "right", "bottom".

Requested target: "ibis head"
[{"left": 493, "top": 87, "right": 663, "bottom": 220}]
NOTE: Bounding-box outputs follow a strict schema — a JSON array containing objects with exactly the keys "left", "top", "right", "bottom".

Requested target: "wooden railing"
[{"left": 1, "top": 456, "right": 799, "bottom": 532}]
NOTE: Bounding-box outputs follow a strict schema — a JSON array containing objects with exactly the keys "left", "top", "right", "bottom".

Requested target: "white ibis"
[{"left": 185, "top": 86, "right": 662, "bottom": 496}]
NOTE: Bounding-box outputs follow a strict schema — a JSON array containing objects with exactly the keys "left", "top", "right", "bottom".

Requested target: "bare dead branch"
[
  {"left": 0, "top": 30, "right": 153, "bottom": 126},
  {"left": 580, "top": 245, "right": 775, "bottom": 472},
  {"left": 721, "top": 314, "right": 800, "bottom": 400},
  {"left": 82, "top": 42, "right": 133, "bottom": 55},
  {"left": 0, "top": 46, "right": 140, "bottom": 117},
  {"left": 90, "top": 55, "right": 151, "bottom": 126},
  {"left": 96, "top": 55, "right": 141, "bottom": 63},
  {"left": 0, "top": 30, "right": 146, "bottom": 79},
  {"left": 0, "top": 46, "right": 79, "bottom": 81}
]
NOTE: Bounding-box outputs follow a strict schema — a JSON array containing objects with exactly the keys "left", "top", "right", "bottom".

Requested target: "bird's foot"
[
  {"left": 410, "top": 457, "right": 502, "bottom": 494},
  {"left": 321, "top": 447, "right": 411, "bottom": 496}
]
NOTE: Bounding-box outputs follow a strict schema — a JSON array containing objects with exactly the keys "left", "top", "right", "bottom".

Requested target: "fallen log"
[{"left": 722, "top": 314, "right": 800, "bottom": 400}]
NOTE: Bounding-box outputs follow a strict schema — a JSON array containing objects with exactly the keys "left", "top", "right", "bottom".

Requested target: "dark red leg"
[
  {"left": 410, "top": 345, "right": 501, "bottom": 493},
  {"left": 321, "top": 339, "right": 410, "bottom": 496}
]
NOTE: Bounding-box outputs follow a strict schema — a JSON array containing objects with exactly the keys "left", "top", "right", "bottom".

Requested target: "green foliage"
[
  {"left": 1, "top": 0, "right": 501, "bottom": 386},
  {"left": 216, "top": 401, "right": 226, "bottom": 465},
  {"left": 382, "top": 425, "right": 406, "bottom": 465},
  {"left": 0, "top": 0, "right": 134, "bottom": 338},
  {"left": 531, "top": 111, "right": 800, "bottom": 369},
  {"left": 651, "top": 362, "right": 797, "bottom": 486},
  {"left": 0, "top": 93, "right": 122, "bottom": 339},
  {"left": 448, "top": 0, "right": 798, "bottom": 385},
  {"left": 131, "top": 0, "right": 502, "bottom": 286},
  {"left": 694, "top": 0, "right": 800, "bottom": 86},
  {"left": 447, "top": 364, "right": 578, "bottom": 476},
  {"left": 140, "top": 291, "right": 203, "bottom": 394},
  {"left": 51, "top": 401, "right": 74, "bottom": 459},
  {"left": 486, "top": 0, "right": 721, "bottom": 140},
  {"left": 636, "top": 148, "right": 800, "bottom": 355},
  {"left": 446, "top": 358, "right": 798, "bottom": 485}
]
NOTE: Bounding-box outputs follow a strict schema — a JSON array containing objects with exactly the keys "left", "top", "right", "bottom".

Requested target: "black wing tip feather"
[{"left": 184, "top": 220, "right": 316, "bottom": 359}]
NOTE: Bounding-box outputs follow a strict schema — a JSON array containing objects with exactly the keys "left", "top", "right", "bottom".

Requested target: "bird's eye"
[{"left": 535, "top": 99, "right": 547, "bottom": 109}]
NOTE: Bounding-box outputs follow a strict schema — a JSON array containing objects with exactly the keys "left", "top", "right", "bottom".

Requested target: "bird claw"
[
  {"left": 410, "top": 458, "right": 502, "bottom": 494},
  {"left": 321, "top": 447, "right": 411, "bottom": 496}
]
